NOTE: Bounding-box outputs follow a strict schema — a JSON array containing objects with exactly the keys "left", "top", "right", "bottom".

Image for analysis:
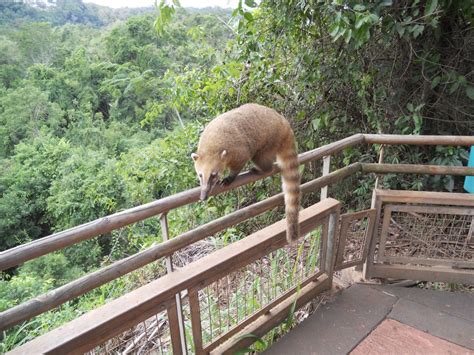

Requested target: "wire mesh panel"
[
  {"left": 335, "top": 209, "right": 376, "bottom": 270},
  {"left": 87, "top": 308, "right": 173, "bottom": 355},
  {"left": 190, "top": 227, "right": 324, "bottom": 352},
  {"left": 378, "top": 205, "right": 474, "bottom": 267}
]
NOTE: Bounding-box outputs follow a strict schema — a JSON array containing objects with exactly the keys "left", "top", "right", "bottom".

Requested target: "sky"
[{"left": 82, "top": 0, "right": 239, "bottom": 9}]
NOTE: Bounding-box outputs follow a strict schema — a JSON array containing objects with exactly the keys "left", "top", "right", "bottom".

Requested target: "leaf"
[
  {"left": 312, "top": 118, "right": 321, "bottom": 130},
  {"left": 380, "top": 0, "right": 393, "bottom": 6},
  {"left": 449, "top": 81, "right": 459, "bottom": 94},
  {"left": 465, "top": 86, "right": 474, "bottom": 100},
  {"left": 424, "top": 0, "right": 438, "bottom": 16},
  {"left": 411, "top": 24, "right": 424, "bottom": 38},
  {"left": 430, "top": 76, "right": 441, "bottom": 89},
  {"left": 244, "top": 0, "right": 257, "bottom": 7},
  {"left": 329, "top": 23, "right": 340, "bottom": 38},
  {"left": 444, "top": 176, "right": 454, "bottom": 192},
  {"left": 243, "top": 12, "right": 253, "bottom": 22},
  {"left": 395, "top": 23, "right": 405, "bottom": 37}
]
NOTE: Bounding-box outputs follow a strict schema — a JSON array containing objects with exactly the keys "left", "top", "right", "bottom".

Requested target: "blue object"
[{"left": 465, "top": 146, "right": 474, "bottom": 193}]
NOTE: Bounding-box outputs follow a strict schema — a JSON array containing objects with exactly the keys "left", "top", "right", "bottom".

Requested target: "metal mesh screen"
[
  {"left": 382, "top": 208, "right": 473, "bottom": 262},
  {"left": 87, "top": 309, "right": 172, "bottom": 354},
  {"left": 197, "top": 227, "right": 323, "bottom": 348},
  {"left": 341, "top": 216, "right": 369, "bottom": 264}
]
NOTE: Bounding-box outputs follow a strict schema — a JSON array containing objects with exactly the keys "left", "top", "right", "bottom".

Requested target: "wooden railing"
[
  {"left": 1, "top": 134, "right": 474, "bottom": 353},
  {"left": 366, "top": 189, "right": 474, "bottom": 284},
  {"left": 10, "top": 199, "right": 340, "bottom": 354}
]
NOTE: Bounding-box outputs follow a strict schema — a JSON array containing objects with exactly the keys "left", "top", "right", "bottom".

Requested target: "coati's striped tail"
[{"left": 277, "top": 135, "right": 301, "bottom": 244}]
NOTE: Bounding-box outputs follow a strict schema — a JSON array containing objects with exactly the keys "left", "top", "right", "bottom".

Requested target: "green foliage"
[
  {"left": 0, "top": 85, "right": 64, "bottom": 157},
  {"left": 0, "top": 136, "right": 70, "bottom": 250}
]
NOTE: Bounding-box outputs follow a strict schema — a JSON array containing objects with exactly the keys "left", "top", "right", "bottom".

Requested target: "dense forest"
[{"left": 0, "top": 0, "right": 473, "bottom": 351}]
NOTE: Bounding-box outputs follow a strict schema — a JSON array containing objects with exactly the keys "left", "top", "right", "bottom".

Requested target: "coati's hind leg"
[{"left": 251, "top": 151, "right": 275, "bottom": 174}]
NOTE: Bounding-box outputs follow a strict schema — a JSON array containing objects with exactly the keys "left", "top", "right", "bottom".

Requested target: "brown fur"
[{"left": 192, "top": 103, "right": 301, "bottom": 244}]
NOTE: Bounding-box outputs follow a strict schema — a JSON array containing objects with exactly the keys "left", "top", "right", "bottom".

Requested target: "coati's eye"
[
  {"left": 211, "top": 172, "right": 218, "bottom": 179},
  {"left": 198, "top": 173, "right": 203, "bottom": 181}
]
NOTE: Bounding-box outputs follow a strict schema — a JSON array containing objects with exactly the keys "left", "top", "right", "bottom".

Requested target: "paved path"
[{"left": 265, "top": 284, "right": 474, "bottom": 354}]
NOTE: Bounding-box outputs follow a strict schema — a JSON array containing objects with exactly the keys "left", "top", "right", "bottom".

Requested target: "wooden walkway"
[{"left": 266, "top": 284, "right": 474, "bottom": 354}]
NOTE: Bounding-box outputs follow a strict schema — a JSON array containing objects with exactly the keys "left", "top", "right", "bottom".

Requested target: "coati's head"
[{"left": 191, "top": 149, "right": 228, "bottom": 201}]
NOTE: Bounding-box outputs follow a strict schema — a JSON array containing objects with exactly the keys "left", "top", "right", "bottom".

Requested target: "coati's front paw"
[{"left": 221, "top": 175, "right": 237, "bottom": 186}]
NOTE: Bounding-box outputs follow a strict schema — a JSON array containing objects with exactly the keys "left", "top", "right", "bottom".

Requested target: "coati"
[{"left": 191, "top": 103, "right": 301, "bottom": 244}]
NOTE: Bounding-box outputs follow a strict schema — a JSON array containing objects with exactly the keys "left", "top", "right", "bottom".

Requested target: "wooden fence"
[
  {"left": 10, "top": 199, "right": 340, "bottom": 354},
  {"left": 1, "top": 134, "right": 474, "bottom": 354},
  {"left": 365, "top": 189, "right": 474, "bottom": 284}
]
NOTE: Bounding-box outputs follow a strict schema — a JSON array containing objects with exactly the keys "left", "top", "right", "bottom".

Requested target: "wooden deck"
[{"left": 266, "top": 284, "right": 474, "bottom": 354}]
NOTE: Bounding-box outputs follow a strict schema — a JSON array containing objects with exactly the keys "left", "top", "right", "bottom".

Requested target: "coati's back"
[
  {"left": 194, "top": 103, "right": 301, "bottom": 243},
  {"left": 198, "top": 104, "right": 291, "bottom": 157}
]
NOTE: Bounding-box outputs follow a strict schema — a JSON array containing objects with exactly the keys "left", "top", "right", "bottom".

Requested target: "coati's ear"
[
  {"left": 191, "top": 153, "right": 199, "bottom": 161},
  {"left": 220, "top": 150, "right": 227, "bottom": 160}
]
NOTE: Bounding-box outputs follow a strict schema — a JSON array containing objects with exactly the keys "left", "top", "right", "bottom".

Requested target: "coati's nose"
[{"left": 200, "top": 189, "right": 209, "bottom": 201}]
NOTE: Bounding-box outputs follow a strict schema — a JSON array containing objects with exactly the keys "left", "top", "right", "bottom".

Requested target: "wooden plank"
[
  {"left": 0, "top": 165, "right": 352, "bottom": 331},
  {"left": 362, "top": 163, "right": 474, "bottom": 176},
  {"left": 299, "top": 134, "right": 364, "bottom": 165},
  {"left": 370, "top": 264, "right": 474, "bottom": 284},
  {"left": 166, "top": 300, "right": 183, "bottom": 355},
  {"left": 375, "top": 189, "right": 474, "bottom": 206},
  {"left": 361, "top": 209, "right": 377, "bottom": 266},
  {"left": 325, "top": 212, "right": 339, "bottom": 283},
  {"left": 363, "top": 134, "right": 474, "bottom": 146},
  {"left": 377, "top": 205, "right": 394, "bottom": 263},
  {"left": 210, "top": 274, "right": 331, "bottom": 354},
  {"left": 379, "top": 256, "right": 474, "bottom": 268},
  {"left": 390, "top": 204, "right": 474, "bottom": 215},
  {"left": 364, "top": 196, "right": 383, "bottom": 279},
  {"left": 161, "top": 213, "right": 188, "bottom": 353},
  {"left": 320, "top": 155, "right": 331, "bottom": 200},
  {"left": 8, "top": 200, "right": 340, "bottom": 354},
  {"left": 188, "top": 289, "right": 204, "bottom": 355}
]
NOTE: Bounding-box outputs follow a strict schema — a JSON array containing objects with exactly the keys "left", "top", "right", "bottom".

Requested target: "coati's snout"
[
  {"left": 198, "top": 171, "right": 219, "bottom": 201},
  {"left": 191, "top": 151, "right": 227, "bottom": 201}
]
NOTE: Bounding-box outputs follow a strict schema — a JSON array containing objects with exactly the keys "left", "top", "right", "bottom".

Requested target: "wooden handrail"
[
  {"left": 364, "top": 134, "right": 474, "bottom": 145},
  {"left": 0, "top": 134, "right": 364, "bottom": 271},
  {"left": 2, "top": 133, "right": 473, "bottom": 271},
  {"left": 362, "top": 163, "right": 474, "bottom": 176}
]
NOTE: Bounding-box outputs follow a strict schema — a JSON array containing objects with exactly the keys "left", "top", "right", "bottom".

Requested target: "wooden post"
[
  {"left": 160, "top": 213, "right": 187, "bottom": 354},
  {"left": 325, "top": 212, "right": 339, "bottom": 284},
  {"left": 371, "top": 145, "right": 384, "bottom": 209},
  {"left": 189, "top": 288, "right": 204, "bottom": 355},
  {"left": 321, "top": 155, "right": 331, "bottom": 200},
  {"left": 167, "top": 300, "right": 183, "bottom": 355}
]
